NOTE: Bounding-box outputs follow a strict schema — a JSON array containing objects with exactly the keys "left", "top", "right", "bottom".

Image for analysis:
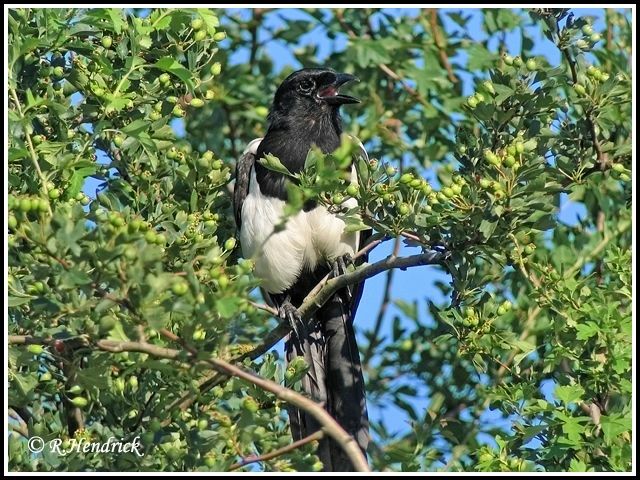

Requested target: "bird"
[{"left": 232, "top": 67, "right": 370, "bottom": 471}]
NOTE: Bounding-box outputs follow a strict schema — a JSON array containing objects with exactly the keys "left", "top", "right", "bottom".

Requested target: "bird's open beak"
[{"left": 317, "top": 73, "right": 360, "bottom": 105}]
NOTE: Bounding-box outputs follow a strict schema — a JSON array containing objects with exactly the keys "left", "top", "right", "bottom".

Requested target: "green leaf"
[
  {"left": 259, "top": 153, "right": 293, "bottom": 176},
  {"left": 153, "top": 57, "right": 194, "bottom": 90},
  {"left": 555, "top": 384, "right": 585, "bottom": 405},
  {"left": 215, "top": 297, "right": 242, "bottom": 319}
]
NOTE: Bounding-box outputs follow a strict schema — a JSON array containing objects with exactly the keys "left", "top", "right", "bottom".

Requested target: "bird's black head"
[{"left": 269, "top": 67, "right": 360, "bottom": 122}]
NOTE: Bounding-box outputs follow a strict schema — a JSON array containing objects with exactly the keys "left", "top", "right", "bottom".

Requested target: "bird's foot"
[
  {"left": 330, "top": 253, "right": 355, "bottom": 303},
  {"left": 278, "top": 298, "right": 304, "bottom": 340},
  {"left": 331, "top": 253, "right": 354, "bottom": 278}
]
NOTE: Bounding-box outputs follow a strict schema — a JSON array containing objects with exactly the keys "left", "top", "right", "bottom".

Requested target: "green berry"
[
  {"left": 467, "top": 96, "right": 478, "bottom": 109},
  {"left": 101, "top": 36, "right": 113, "bottom": 49},
  {"left": 410, "top": 178, "right": 423, "bottom": 189},
  {"left": 398, "top": 203, "right": 410, "bottom": 215},
  {"left": 331, "top": 193, "right": 344, "bottom": 205},
  {"left": 450, "top": 183, "right": 462, "bottom": 195},
  {"left": 204, "top": 454, "right": 216, "bottom": 468},
  {"left": 479, "top": 178, "right": 492, "bottom": 189},
  {"left": 385, "top": 165, "right": 396, "bottom": 176},
  {"left": 524, "top": 243, "right": 536, "bottom": 255},
  {"left": 191, "top": 18, "right": 204, "bottom": 30},
  {"left": 113, "top": 135, "right": 125, "bottom": 148},
  {"left": 399, "top": 339, "right": 413, "bottom": 352},
  {"left": 525, "top": 58, "right": 537, "bottom": 71},
  {"left": 213, "top": 32, "right": 227, "bottom": 42},
  {"left": 159, "top": 73, "right": 171, "bottom": 84},
  {"left": 128, "top": 375, "right": 139, "bottom": 390},
  {"left": 150, "top": 419, "right": 162, "bottom": 432},
  {"left": 513, "top": 56, "right": 523, "bottom": 67},
  {"left": 482, "top": 80, "right": 495, "bottom": 95},
  {"left": 442, "top": 187, "right": 455, "bottom": 198},
  {"left": 241, "top": 397, "right": 260, "bottom": 413},
  {"left": 144, "top": 230, "right": 158, "bottom": 244},
  {"left": 32, "top": 134, "right": 46, "bottom": 145},
  {"left": 53, "top": 66, "right": 65, "bottom": 78},
  {"left": 99, "top": 315, "right": 116, "bottom": 332},
  {"left": 194, "top": 30, "right": 207, "bottom": 42},
  {"left": 474, "top": 92, "right": 485, "bottom": 103},
  {"left": 619, "top": 172, "right": 630, "bottom": 182},
  {"left": 48, "top": 188, "right": 61, "bottom": 200},
  {"left": 210, "top": 62, "right": 222, "bottom": 76},
  {"left": 172, "top": 281, "right": 189, "bottom": 296},
  {"left": 590, "top": 33, "right": 601, "bottom": 43},
  {"left": 581, "top": 24, "right": 593, "bottom": 36},
  {"left": 172, "top": 105, "right": 185, "bottom": 118},
  {"left": 586, "top": 65, "right": 598, "bottom": 77},
  {"left": 399, "top": 173, "right": 413, "bottom": 184},
  {"left": 224, "top": 237, "right": 237, "bottom": 251},
  {"left": 68, "top": 384, "right": 83, "bottom": 395},
  {"left": 40, "top": 372, "right": 53, "bottom": 382},
  {"left": 574, "top": 83, "right": 586, "bottom": 96},
  {"left": 192, "top": 329, "right": 206, "bottom": 341},
  {"left": 346, "top": 184, "right": 359, "bottom": 196},
  {"left": 479, "top": 452, "right": 494, "bottom": 463},
  {"left": 27, "top": 344, "right": 44, "bottom": 354},
  {"left": 166, "top": 147, "right": 178, "bottom": 160},
  {"left": 8, "top": 215, "right": 18, "bottom": 229},
  {"left": 70, "top": 396, "right": 89, "bottom": 408},
  {"left": 149, "top": 111, "right": 162, "bottom": 121},
  {"left": 497, "top": 306, "right": 507, "bottom": 316},
  {"left": 154, "top": 233, "right": 167, "bottom": 245},
  {"left": 611, "top": 163, "right": 625, "bottom": 173},
  {"left": 205, "top": 89, "right": 216, "bottom": 100},
  {"left": 197, "top": 156, "right": 210, "bottom": 169},
  {"left": 190, "top": 98, "right": 205, "bottom": 108},
  {"left": 114, "top": 377, "right": 126, "bottom": 393},
  {"left": 502, "top": 54, "right": 514, "bottom": 66},
  {"left": 504, "top": 155, "right": 517, "bottom": 167}
]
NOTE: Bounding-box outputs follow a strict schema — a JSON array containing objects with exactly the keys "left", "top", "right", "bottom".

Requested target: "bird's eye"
[{"left": 298, "top": 79, "right": 315, "bottom": 94}]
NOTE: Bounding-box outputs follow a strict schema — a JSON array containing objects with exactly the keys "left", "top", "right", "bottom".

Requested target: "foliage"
[{"left": 7, "top": 7, "right": 632, "bottom": 472}]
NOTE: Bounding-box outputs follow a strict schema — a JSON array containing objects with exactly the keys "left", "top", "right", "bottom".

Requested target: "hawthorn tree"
[{"left": 7, "top": 7, "right": 632, "bottom": 472}]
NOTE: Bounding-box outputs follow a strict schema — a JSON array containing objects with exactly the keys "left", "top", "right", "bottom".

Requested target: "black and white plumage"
[{"left": 233, "top": 68, "right": 370, "bottom": 471}]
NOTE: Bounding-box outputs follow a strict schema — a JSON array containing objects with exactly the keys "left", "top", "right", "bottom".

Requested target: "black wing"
[{"left": 233, "top": 139, "right": 262, "bottom": 230}]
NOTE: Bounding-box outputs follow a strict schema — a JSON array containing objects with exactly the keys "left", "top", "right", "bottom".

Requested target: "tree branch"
[
  {"left": 9, "top": 332, "right": 370, "bottom": 472},
  {"left": 425, "top": 9, "right": 459, "bottom": 84},
  {"left": 158, "top": 328, "right": 370, "bottom": 472},
  {"left": 229, "top": 429, "right": 324, "bottom": 471}
]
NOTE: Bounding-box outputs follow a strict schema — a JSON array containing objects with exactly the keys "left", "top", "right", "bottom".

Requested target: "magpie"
[{"left": 233, "top": 67, "right": 370, "bottom": 471}]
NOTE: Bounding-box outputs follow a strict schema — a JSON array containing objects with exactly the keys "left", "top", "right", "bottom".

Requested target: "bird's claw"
[
  {"left": 279, "top": 299, "right": 304, "bottom": 340},
  {"left": 330, "top": 253, "right": 355, "bottom": 303},
  {"left": 331, "top": 253, "right": 353, "bottom": 278}
]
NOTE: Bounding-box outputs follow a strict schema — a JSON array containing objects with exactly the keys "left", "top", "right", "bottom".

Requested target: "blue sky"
[{"left": 81, "top": 7, "right": 617, "bottom": 458}]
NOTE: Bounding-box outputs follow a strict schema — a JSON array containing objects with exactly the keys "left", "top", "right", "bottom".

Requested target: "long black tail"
[{"left": 285, "top": 292, "right": 369, "bottom": 471}]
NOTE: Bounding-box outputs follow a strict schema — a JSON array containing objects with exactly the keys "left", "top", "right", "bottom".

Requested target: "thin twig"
[{"left": 229, "top": 430, "right": 324, "bottom": 471}]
